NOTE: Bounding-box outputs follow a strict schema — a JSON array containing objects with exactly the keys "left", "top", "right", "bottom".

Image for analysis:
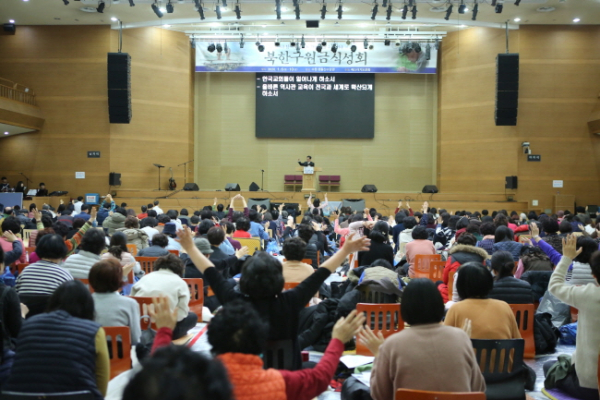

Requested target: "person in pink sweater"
[
  {"left": 363, "top": 279, "right": 486, "bottom": 399},
  {"left": 405, "top": 226, "right": 436, "bottom": 278}
]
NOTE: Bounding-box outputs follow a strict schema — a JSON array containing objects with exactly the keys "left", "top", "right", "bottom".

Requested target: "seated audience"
[
  {"left": 281, "top": 237, "right": 314, "bottom": 283},
  {"left": 248, "top": 209, "right": 270, "bottom": 240},
  {"left": 358, "top": 221, "right": 394, "bottom": 268},
  {"left": 233, "top": 217, "right": 252, "bottom": 238},
  {"left": 297, "top": 224, "right": 319, "bottom": 268},
  {"left": 476, "top": 222, "right": 496, "bottom": 255},
  {"left": 62, "top": 228, "right": 106, "bottom": 279},
  {"left": 162, "top": 223, "right": 182, "bottom": 252},
  {"left": 5, "top": 280, "right": 109, "bottom": 399},
  {"left": 102, "top": 207, "right": 127, "bottom": 235},
  {"left": 137, "top": 233, "right": 170, "bottom": 257},
  {"left": 405, "top": 225, "right": 436, "bottom": 278},
  {"left": 141, "top": 216, "right": 159, "bottom": 239},
  {"left": 488, "top": 250, "right": 533, "bottom": 304},
  {"left": 444, "top": 262, "right": 521, "bottom": 340},
  {"left": 131, "top": 254, "right": 197, "bottom": 339},
  {"left": 492, "top": 225, "right": 522, "bottom": 261},
  {"left": 368, "top": 279, "right": 485, "bottom": 400},
  {"left": 89, "top": 259, "right": 140, "bottom": 345},
  {"left": 177, "top": 226, "right": 369, "bottom": 370},
  {"left": 399, "top": 216, "right": 418, "bottom": 249},
  {"left": 543, "top": 236, "right": 600, "bottom": 400},
  {"left": 0, "top": 246, "right": 25, "bottom": 351},
  {"left": 116, "top": 216, "right": 149, "bottom": 251},
  {"left": 207, "top": 226, "right": 235, "bottom": 261},
  {"left": 137, "top": 205, "right": 148, "bottom": 220},
  {"left": 0, "top": 217, "right": 26, "bottom": 264}
]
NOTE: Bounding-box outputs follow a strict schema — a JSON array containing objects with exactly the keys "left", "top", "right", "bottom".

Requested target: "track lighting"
[
  {"left": 386, "top": 4, "right": 392, "bottom": 20},
  {"left": 458, "top": 1, "right": 466, "bottom": 14},
  {"left": 63, "top": 0, "right": 69, "bottom": 5},
  {"left": 128, "top": 0, "right": 134, "bottom": 6},
  {"left": 234, "top": 1, "right": 241, "bottom": 18},
  {"left": 411, "top": 4, "right": 417, "bottom": 19},
  {"left": 435, "top": 37, "right": 440, "bottom": 50},
  {"left": 382, "top": 0, "right": 387, "bottom": 7},
  {"left": 350, "top": 45, "right": 357, "bottom": 52},
  {"left": 491, "top": 0, "right": 496, "bottom": 5},
  {"left": 275, "top": 0, "right": 281, "bottom": 19},
  {"left": 514, "top": 0, "right": 520, "bottom": 5},
  {"left": 151, "top": 2, "right": 163, "bottom": 17},
  {"left": 471, "top": 2, "right": 478, "bottom": 20},
  {"left": 425, "top": 43, "right": 431, "bottom": 60},
  {"left": 258, "top": 44, "right": 265, "bottom": 52},
  {"left": 216, "top": 4, "right": 222, "bottom": 19},
  {"left": 239, "top": 34, "right": 245, "bottom": 48},
  {"left": 301, "top": 35, "right": 305, "bottom": 48},
  {"left": 295, "top": 3, "right": 300, "bottom": 19},
  {"left": 331, "top": 43, "right": 338, "bottom": 53},
  {"left": 384, "top": 39, "right": 390, "bottom": 46},
  {"left": 316, "top": 44, "right": 322, "bottom": 52},
  {"left": 495, "top": 2, "right": 503, "bottom": 13},
  {"left": 198, "top": 5, "right": 205, "bottom": 19},
  {"left": 275, "top": 37, "right": 280, "bottom": 46},
  {"left": 321, "top": 40, "right": 327, "bottom": 46},
  {"left": 222, "top": 0, "right": 227, "bottom": 6},
  {"left": 444, "top": 4, "right": 452, "bottom": 20},
  {"left": 371, "top": 2, "right": 378, "bottom": 20},
  {"left": 395, "top": 40, "right": 400, "bottom": 46},
  {"left": 401, "top": 4, "right": 408, "bottom": 19},
  {"left": 96, "top": 0, "right": 105, "bottom": 13},
  {"left": 166, "top": 1, "right": 174, "bottom": 13},
  {"left": 208, "top": 43, "right": 216, "bottom": 52},
  {"left": 363, "top": 38, "right": 368, "bottom": 49},
  {"left": 337, "top": 2, "right": 343, "bottom": 19},
  {"left": 216, "top": 43, "right": 223, "bottom": 53},
  {"left": 320, "top": 2, "right": 327, "bottom": 19}
]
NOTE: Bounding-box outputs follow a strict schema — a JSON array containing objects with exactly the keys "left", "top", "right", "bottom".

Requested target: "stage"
[{"left": 23, "top": 189, "right": 537, "bottom": 215}]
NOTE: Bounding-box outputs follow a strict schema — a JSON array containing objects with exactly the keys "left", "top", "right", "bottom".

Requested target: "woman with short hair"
[
  {"left": 488, "top": 250, "right": 533, "bottom": 304},
  {"left": 405, "top": 226, "right": 436, "bottom": 278},
  {"left": 62, "top": 228, "right": 106, "bottom": 279}
]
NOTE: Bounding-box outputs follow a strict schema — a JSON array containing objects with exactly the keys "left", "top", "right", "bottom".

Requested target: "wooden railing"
[{"left": 0, "top": 78, "right": 36, "bottom": 106}]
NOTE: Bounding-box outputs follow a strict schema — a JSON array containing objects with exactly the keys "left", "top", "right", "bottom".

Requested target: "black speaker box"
[
  {"left": 422, "top": 185, "right": 439, "bottom": 193},
  {"left": 361, "top": 184, "right": 378, "bottom": 193},
  {"left": 249, "top": 182, "right": 260, "bottom": 191},
  {"left": 495, "top": 53, "right": 519, "bottom": 127},
  {"left": 306, "top": 20, "right": 319, "bottom": 28},
  {"left": 183, "top": 183, "right": 199, "bottom": 191},
  {"left": 109, "top": 172, "right": 121, "bottom": 186},
  {"left": 3, "top": 24, "right": 16, "bottom": 34},
  {"left": 107, "top": 53, "right": 132, "bottom": 124},
  {"left": 225, "top": 183, "right": 240, "bottom": 191},
  {"left": 505, "top": 176, "right": 518, "bottom": 190}
]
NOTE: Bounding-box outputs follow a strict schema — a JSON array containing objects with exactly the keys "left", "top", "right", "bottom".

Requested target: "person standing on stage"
[
  {"left": 0, "top": 177, "right": 10, "bottom": 192},
  {"left": 298, "top": 156, "right": 315, "bottom": 167}
]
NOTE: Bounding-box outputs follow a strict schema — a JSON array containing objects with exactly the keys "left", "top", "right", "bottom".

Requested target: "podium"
[{"left": 296, "top": 166, "right": 322, "bottom": 192}]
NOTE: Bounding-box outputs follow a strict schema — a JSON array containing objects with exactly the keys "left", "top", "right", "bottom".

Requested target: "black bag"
[
  {"left": 135, "top": 316, "right": 157, "bottom": 361},
  {"left": 534, "top": 312, "right": 560, "bottom": 355},
  {"left": 341, "top": 376, "right": 373, "bottom": 400}
]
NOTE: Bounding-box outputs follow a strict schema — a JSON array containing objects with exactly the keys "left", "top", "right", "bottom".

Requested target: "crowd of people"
[{"left": 0, "top": 193, "right": 598, "bottom": 400}]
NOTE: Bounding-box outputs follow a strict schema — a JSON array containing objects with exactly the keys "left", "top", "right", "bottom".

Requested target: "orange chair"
[
  {"left": 104, "top": 326, "right": 132, "bottom": 379},
  {"left": 16, "top": 262, "right": 29, "bottom": 275},
  {"left": 356, "top": 303, "right": 403, "bottom": 355},
  {"left": 413, "top": 254, "right": 443, "bottom": 281},
  {"left": 130, "top": 296, "right": 157, "bottom": 330},
  {"left": 25, "top": 246, "right": 36, "bottom": 258},
  {"left": 570, "top": 306, "right": 578, "bottom": 323},
  {"left": 135, "top": 256, "right": 158, "bottom": 275},
  {"left": 283, "top": 282, "right": 300, "bottom": 291},
  {"left": 509, "top": 303, "right": 535, "bottom": 359},
  {"left": 348, "top": 253, "right": 358, "bottom": 269},
  {"left": 301, "top": 258, "right": 313, "bottom": 265},
  {"left": 77, "top": 278, "right": 95, "bottom": 293},
  {"left": 126, "top": 243, "right": 138, "bottom": 255},
  {"left": 447, "top": 271, "right": 455, "bottom": 302},
  {"left": 396, "top": 389, "right": 486, "bottom": 400},
  {"left": 207, "top": 287, "right": 216, "bottom": 297},
  {"left": 183, "top": 278, "right": 204, "bottom": 319},
  {"left": 168, "top": 249, "right": 179, "bottom": 256}
]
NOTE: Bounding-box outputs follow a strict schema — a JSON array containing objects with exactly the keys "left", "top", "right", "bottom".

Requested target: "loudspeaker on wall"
[
  {"left": 183, "top": 183, "right": 199, "bottom": 191},
  {"left": 225, "top": 183, "right": 240, "bottom": 191},
  {"left": 505, "top": 176, "right": 518, "bottom": 189},
  {"left": 361, "top": 184, "right": 378, "bottom": 193},
  {"left": 109, "top": 172, "right": 121, "bottom": 186},
  {"left": 249, "top": 182, "right": 260, "bottom": 191},
  {"left": 108, "top": 53, "right": 132, "bottom": 124}
]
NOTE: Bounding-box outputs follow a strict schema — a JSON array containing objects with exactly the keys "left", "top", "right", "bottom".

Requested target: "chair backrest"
[
  {"left": 0, "top": 391, "right": 94, "bottom": 399},
  {"left": 235, "top": 238, "right": 262, "bottom": 255},
  {"left": 21, "top": 229, "right": 35, "bottom": 245},
  {"left": 168, "top": 249, "right": 179, "bottom": 256},
  {"left": 509, "top": 304, "right": 535, "bottom": 359},
  {"left": 76, "top": 278, "right": 95, "bottom": 293},
  {"left": 104, "top": 326, "right": 132, "bottom": 379},
  {"left": 447, "top": 271, "right": 455, "bottom": 302},
  {"left": 395, "top": 389, "right": 486, "bottom": 400},
  {"left": 301, "top": 258, "right": 313, "bottom": 265},
  {"left": 329, "top": 175, "right": 341, "bottom": 182},
  {"left": 471, "top": 339, "right": 525, "bottom": 380},
  {"left": 413, "top": 254, "right": 443, "bottom": 280},
  {"left": 356, "top": 303, "right": 403, "bottom": 355},
  {"left": 130, "top": 296, "right": 157, "bottom": 330},
  {"left": 263, "top": 339, "right": 295, "bottom": 370},
  {"left": 283, "top": 282, "right": 300, "bottom": 291},
  {"left": 183, "top": 278, "right": 204, "bottom": 318},
  {"left": 16, "top": 263, "right": 29, "bottom": 275},
  {"left": 25, "top": 247, "right": 36, "bottom": 257},
  {"left": 570, "top": 306, "right": 578, "bottom": 323},
  {"left": 126, "top": 243, "right": 138, "bottom": 255},
  {"left": 284, "top": 175, "right": 294, "bottom": 182},
  {"left": 134, "top": 256, "right": 158, "bottom": 275}
]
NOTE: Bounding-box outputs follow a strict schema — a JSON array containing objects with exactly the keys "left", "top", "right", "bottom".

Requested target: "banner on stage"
[{"left": 195, "top": 42, "right": 437, "bottom": 74}]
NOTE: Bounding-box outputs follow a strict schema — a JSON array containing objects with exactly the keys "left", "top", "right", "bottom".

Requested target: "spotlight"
[
  {"left": 290, "top": 39, "right": 296, "bottom": 46},
  {"left": 151, "top": 2, "right": 163, "bottom": 17},
  {"left": 363, "top": 38, "right": 368, "bottom": 49},
  {"left": 495, "top": 3, "right": 502, "bottom": 13},
  {"left": 208, "top": 43, "right": 216, "bottom": 52},
  {"left": 331, "top": 43, "right": 338, "bottom": 52},
  {"left": 371, "top": 2, "right": 378, "bottom": 20},
  {"left": 458, "top": 1, "right": 466, "bottom": 14},
  {"left": 471, "top": 2, "right": 478, "bottom": 20},
  {"left": 258, "top": 44, "right": 265, "bottom": 52},
  {"left": 368, "top": 44, "right": 374, "bottom": 50},
  {"left": 128, "top": 0, "right": 134, "bottom": 6},
  {"left": 216, "top": 4, "right": 222, "bottom": 18},
  {"left": 350, "top": 44, "right": 357, "bottom": 52},
  {"left": 395, "top": 40, "right": 401, "bottom": 46},
  {"left": 275, "top": 37, "right": 280, "bottom": 46},
  {"left": 425, "top": 43, "right": 431, "bottom": 60},
  {"left": 240, "top": 34, "right": 245, "bottom": 48},
  {"left": 321, "top": 40, "right": 327, "bottom": 46},
  {"left": 382, "top": 0, "right": 387, "bottom": 7},
  {"left": 337, "top": 3, "right": 343, "bottom": 19},
  {"left": 234, "top": 1, "right": 241, "bottom": 18},
  {"left": 301, "top": 35, "right": 306, "bottom": 48},
  {"left": 275, "top": 0, "right": 281, "bottom": 19},
  {"left": 216, "top": 43, "right": 223, "bottom": 53},
  {"left": 346, "top": 39, "right": 351, "bottom": 45},
  {"left": 62, "top": 0, "right": 69, "bottom": 5},
  {"left": 96, "top": 0, "right": 105, "bottom": 13},
  {"left": 166, "top": 1, "right": 174, "bottom": 12},
  {"left": 444, "top": 4, "right": 452, "bottom": 20},
  {"left": 222, "top": 0, "right": 227, "bottom": 6},
  {"left": 401, "top": 4, "right": 408, "bottom": 19},
  {"left": 316, "top": 44, "right": 323, "bottom": 52},
  {"left": 320, "top": 3, "right": 327, "bottom": 19},
  {"left": 514, "top": 0, "right": 520, "bottom": 5},
  {"left": 384, "top": 39, "right": 390, "bottom": 46},
  {"left": 411, "top": 5, "right": 417, "bottom": 19},
  {"left": 386, "top": 4, "right": 392, "bottom": 20},
  {"left": 491, "top": 0, "right": 496, "bottom": 5},
  {"left": 295, "top": 3, "right": 300, "bottom": 19},
  {"left": 198, "top": 6, "right": 205, "bottom": 19},
  {"left": 435, "top": 37, "right": 440, "bottom": 50}
]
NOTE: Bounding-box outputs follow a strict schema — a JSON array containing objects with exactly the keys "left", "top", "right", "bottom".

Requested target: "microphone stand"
[
  {"left": 261, "top": 169, "right": 265, "bottom": 191},
  {"left": 20, "top": 172, "right": 32, "bottom": 192},
  {"left": 177, "top": 159, "right": 194, "bottom": 185},
  {"left": 153, "top": 164, "right": 165, "bottom": 191}
]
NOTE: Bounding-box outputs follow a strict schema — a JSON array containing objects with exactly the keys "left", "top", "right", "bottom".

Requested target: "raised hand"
[
  {"left": 562, "top": 234, "right": 582, "bottom": 260},
  {"left": 176, "top": 227, "right": 195, "bottom": 251},
  {"left": 357, "top": 325, "right": 385, "bottom": 357},
  {"left": 34, "top": 208, "right": 42, "bottom": 222},
  {"left": 530, "top": 223, "right": 540, "bottom": 238},
  {"left": 343, "top": 234, "right": 371, "bottom": 254},
  {"left": 149, "top": 296, "right": 178, "bottom": 331},
  {"left": 332, "top": 310, "right": 366, "bottom": 344},
  {"left": 2, "top": 231, "right": 17, "bottom": 243},
  {"left": 236, "top": 246, "right": 249, "bottom": 259}
]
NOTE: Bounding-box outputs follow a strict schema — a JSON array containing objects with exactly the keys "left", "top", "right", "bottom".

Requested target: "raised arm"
[
  {"left": 320, "top": 234, "right": 370, "bottom": 273},
  {"left": 320, "top": 193, "right": 328, "bottom": 209},
  {"left": 177, "top": 227, "right": 215, "bottom": 273},
  {"left": 530, "top": 223, "right": 563, "bottom": 266},
  {"left": 307, "top": 193, "right": 313, "bottom": 209},
  {"left": 549, "top": 235, "right": 586, "bottom": 308}
]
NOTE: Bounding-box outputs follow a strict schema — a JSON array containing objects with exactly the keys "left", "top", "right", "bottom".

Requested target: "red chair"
[
  {"left": 509, "top": 303, "right": 536, "bottom": 359},
  {"left": 356, "top": 303, "right": 403, "bottom": 355},
  {"left": 395, "top": 389, "right": 486, "bottom": 400},
  {"left": 283, "top": 282, "right": 299, "bottom": 291},
  {"left": 183, "top": 278, "right": 204, "bottom": 319},
  {"left": 16, "top": 263, "right": 29, "bottom": 275},
  {"left": 77, "top": 278, "right": 95, "bottom": 293},
  {"left": 104, "top": 326, "right": 132, "bottom": 379},
  {"left": 168, "top": 249, "right": 179, "bottom": 256},
  {"left": 570, "top": 306, "right": 578, "bottom": 323},
  {"left": 135, "top": 257, "right": 158, "bottom": 275},
  {"left": 413, "top": 254, "right": 443, "bottom": 281},
  {"left": 130, "top": 296, "right": 157, "bottom": 330}
]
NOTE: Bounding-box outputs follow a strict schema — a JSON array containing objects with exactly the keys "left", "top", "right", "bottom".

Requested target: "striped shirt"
[{"left": 16, "top": 260, "right": 74, "bottom": 295}]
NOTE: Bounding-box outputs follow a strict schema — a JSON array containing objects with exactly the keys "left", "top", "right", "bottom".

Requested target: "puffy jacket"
[
  {"left": 101, "top": 213, "right": 126, "bottom": 235},
  {"left": 492, "top": 240, "right": 523, "bottom": 261},
  {"left": 116, "top": 228, "right": 149, "bottom": 250},
  {"left": 304, "top": 243, "right": 318, "bottom": 269},
  {"left": 521, "top": 271, "right": 552, "bottom": 303},
  {"left": 439, "top": 245, "right": 489, "bottom": 303},
  {"left": 488, "top": 276, "right": 533, "bottom": 304}
]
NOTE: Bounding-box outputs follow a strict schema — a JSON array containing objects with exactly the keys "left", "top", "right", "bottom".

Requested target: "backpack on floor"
[{"left": 534, "top": 312, "right": 560, "bottom": 354}]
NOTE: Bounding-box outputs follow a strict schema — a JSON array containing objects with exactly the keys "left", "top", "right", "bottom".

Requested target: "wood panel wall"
[
  {"left": 439, "top": 26, "right": 600, "bottom": 212},
  {"left": 0, "top": 26, "right": 193, "bottom": 197},
  {"left": 194, "top": 73, "right": 437, "bottom": 192}
]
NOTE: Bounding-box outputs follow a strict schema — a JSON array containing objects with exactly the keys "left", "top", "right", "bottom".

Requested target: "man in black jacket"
[{"left": 297, "top": 156, "right": 315, "bottom": 167}]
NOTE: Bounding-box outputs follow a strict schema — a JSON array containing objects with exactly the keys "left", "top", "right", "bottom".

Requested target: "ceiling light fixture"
[
  {"left": 215, "top": 3, "right": 222, "bottom": 19},
  {"left": 491, "top": 0, "right": 496, "bottom": 5},
  {"left": 371, "top": 1, "right": 378, "bottom": 20},
  {"left": 458, "top": 0, "right": 466, "bottom": 14},
  {"left": 573, "top": 17, "right": 580, "bottom": 23},
  {"left": 514, "top": 0, "right": 520, "bottom": 5},
  {"left": 110, "top": 16, "right": 118, "bottom": 21},
  {"left": 444, "top": 3, "right": 452, "bottom": 20},
  {"left": 239, "top": 34, "right": 244, "bottom": 48},
  {"left": 336, "top": 2, "right": 343, "bottom": 19},
  {"left": 234, "top": 1, "right": 241, "bottom": 18},
  {"left": 401, "top": 3, "right": 408, "bottom": 19},
  {"left": 320, "top": 1, "right": 327, "bottom": 19},
  {"left": 316, "top": 44, "right": 323, "bottom": 52},
  {"left": 222, "top": 0, "right": 227, "bottom": 6},
  {"left": 128, "top": 0, "right": 134, "bottom": 6},
  {"left": 258, "top": 44, "right": 265, "bottom": 52},
  {"left": 331, "top": 43, "right": 338, "bottom": 52},
  {"left": 384, "top": 38, "right": 390, "bottom": 46},
  {"left": 495, "top": 2, "right": 503, "bottom": 13},
  {"left": 386, "top": 3, "right": 392, "bottom": 20},
  {"left": 301, "top": 34, "right": 305, "bottom": 48},
  {"left": 363, "top": 38, "right": 368, "bottom": 49},
  {"left": 151, "top": 2, "right": 163, "bottom": 17},
  {"left": 350, "top": 44, "right": 357, "bottom": 52},
  {"left": 96, "top": 0, "right": 105, "bottom": 13},
  {"left": 275, "top": 0, "right": 281, "bottom": 19},
  {"left": 513, "top": 17, "right": 520, "bottom": 22},
  {"left": 471, "top": 1, "right": 478, "bottom": 20},
  {"left": 294, "top": 3, "right": 300, "bottom": 19},
  {"left": 275, "top": 36, "right": 280, "bottom": 46},
  {"left": 207, "top": 43, "right": 216, "bottom": 52},
  {"left": 62, "top": 0, "right": 69, "bottom": 5},
  {"left": 166, "top": 1, "right": 174, "bottom": 12},
  {"left": 216, "top": 43, "right": 223, "bottom": 53},
  {"left": 411, "top": 4, "right": 417, "bottom": 19}
]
